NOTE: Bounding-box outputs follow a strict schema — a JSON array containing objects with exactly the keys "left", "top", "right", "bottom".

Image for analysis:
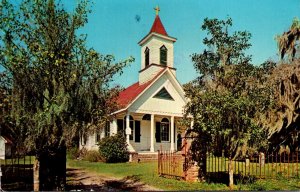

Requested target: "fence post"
[
  {"left": 287, "top": 152, "right": 290, "bottom": 177},
  {"left": 33, "top": 158, "right": 40, "bottom": 192},
  {"left": 0, "top": 167, "right": 2, "bottom": 191},
  {"left": 297, "top": 151, "right": 299, "bottom": 177},
  {"left": 158, "top": 150, "right": 160, "bottom": 175},
  {"left": 259, "top": 153, "right": 261, "bottom": 179},
  {"left": 276, "top": 153, "right": 278, "bottom": 176},
  {"left": 291, "top": 153, "right": 294, "bottom": 177},
  {"left": 229, "top": 158, "right": 234, "bottom": 188},
  {"left": 245, "top": 158, "right": 249, "bottom": 175},
  {"left": 222, "top": 150, "right": 225, "bottom": 171},
  {"left": 271, "top": 153, "right": 274, "bottom": 178},
  {"left": 183, "top": 140, "right": 187, "bottom": 180}
]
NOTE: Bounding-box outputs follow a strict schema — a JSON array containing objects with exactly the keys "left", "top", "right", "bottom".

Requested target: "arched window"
[
  {"left": 80, "top": 134, "right": 87, "bottom": 146},
  {"left": 105, "top": 121, "right": 110, "bottom": 137},
  {"left": 142, "top": 114, "right": 151, "bottom": 121},
  {"left": 161, "top": 118, "right": 169, "bottom": 141},
  {"left": 145, "top": 47, "right": 150, "bottom": 67},
  {"left": 160, "top": 45, "right": 167, "bottom": 66},
  {"left": 96, "top": 121, "right": 110, "bottom": 142}
]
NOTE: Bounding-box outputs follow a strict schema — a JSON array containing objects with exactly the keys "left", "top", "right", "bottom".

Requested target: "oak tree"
[
  {"left": 0, "top": 0, "right": 134, "bottom": 190},
  {"left": 184, "top": 18, "right": 273, "bottom": 178}
]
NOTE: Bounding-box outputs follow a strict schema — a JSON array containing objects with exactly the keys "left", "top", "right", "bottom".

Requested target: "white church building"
[{"left": 80, "top": 8, "right": 189, "bottom": 153}]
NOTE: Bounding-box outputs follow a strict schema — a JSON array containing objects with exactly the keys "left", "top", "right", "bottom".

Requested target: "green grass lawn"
[
  {"left": 67, "top": 158, "right": 300, "bottom": 191},
  {"left": 238, "top": 178, "right": 300, "bottom": 190},
  {"left": 67, "top": 158, "right": 228, "bottom": 191}
]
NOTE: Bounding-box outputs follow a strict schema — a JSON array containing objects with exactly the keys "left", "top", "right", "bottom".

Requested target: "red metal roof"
[
  {"left": 150, "top": 15, "right": 168, "bottom": 36},
  {"left": 117, "top": 69, "right": 165, "bottom": 108}
]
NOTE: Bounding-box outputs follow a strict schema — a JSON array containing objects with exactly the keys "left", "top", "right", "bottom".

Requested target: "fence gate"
[
  {"left": 158, "top": 138, "right": 197, "bottom": 180},
  {"left": 1, "top": 155, "right": 33, "bottom": 190},
  {"left": 158, "top": 150, "right": 184, "bottom": 179}
]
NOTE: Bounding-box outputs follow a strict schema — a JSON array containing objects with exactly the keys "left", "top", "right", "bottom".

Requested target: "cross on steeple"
[{"left": 154, "top": 5, "right": 160, "bottom": 15}]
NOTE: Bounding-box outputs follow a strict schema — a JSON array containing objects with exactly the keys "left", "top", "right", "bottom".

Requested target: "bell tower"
[{"left": 138, "top": 6, "right": 177, "bottom": 84}]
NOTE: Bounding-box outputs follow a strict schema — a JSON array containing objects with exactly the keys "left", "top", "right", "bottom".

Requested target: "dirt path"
[{"left": 66, "top": 167, "right": 162, "bottom": 191}]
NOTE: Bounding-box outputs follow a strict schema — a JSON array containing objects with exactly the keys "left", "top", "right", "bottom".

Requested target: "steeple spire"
[{"left": 149, "top": 7, "right": 168, "bottom": 36}]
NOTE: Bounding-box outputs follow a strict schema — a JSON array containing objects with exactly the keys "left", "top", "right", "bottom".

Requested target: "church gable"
[{"left": 129, "top": 71, "right": 186, "bottom": 116}]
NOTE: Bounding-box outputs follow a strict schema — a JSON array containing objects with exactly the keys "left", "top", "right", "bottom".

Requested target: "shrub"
[
  {"left": 78, "top": 148, "right": 87, "bottom": 159},
  {"left": 68, "top": 147, "right": 79, "bottom": 159},
  {"left": 98, "top": 133, "right": 129, "bottom": 163},
  {"left": 83, "top": 150, "right": 102, "bottom": 162}
]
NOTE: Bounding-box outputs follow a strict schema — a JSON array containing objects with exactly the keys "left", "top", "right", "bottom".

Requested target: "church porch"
[{"left": 111, "top": 112, "right": 186, "bottom": 153}]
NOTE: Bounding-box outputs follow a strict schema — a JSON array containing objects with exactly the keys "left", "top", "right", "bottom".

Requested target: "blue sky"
[
  {"left": 7, "top": 0, "right": 300, "bottom": 88},
  {"left": 72, "top": 0, "right": 300, "bottom": 88}
]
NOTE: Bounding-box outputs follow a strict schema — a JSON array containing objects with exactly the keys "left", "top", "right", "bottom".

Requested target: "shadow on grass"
[
  {"left": 104, "top": 175, "right": 145, "bottom": 191},
  {"left": 66, "top": 168, "right": 148, "bottom": 191},
  {"left": 205, "top": 172, "right": 256, "bottom": 186},
  {"left": 291, "top": 184, "right": 300, "bottom": 190}
]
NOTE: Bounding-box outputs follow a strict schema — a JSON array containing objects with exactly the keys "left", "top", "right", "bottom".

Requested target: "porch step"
[{"left": 131, "top": 153, "right": 158, "bottom": 162}]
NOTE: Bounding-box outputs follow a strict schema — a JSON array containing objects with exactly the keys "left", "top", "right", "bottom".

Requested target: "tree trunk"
[{"left": 37, "top": 146, "right": 66, "bottom": 191}]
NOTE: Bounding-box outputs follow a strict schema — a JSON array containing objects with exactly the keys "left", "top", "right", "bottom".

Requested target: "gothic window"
[
  {"left": 117, "top": 119, "right": 124, "bottom": 135},
  {"left": 105, "top": 121, "right": 110, "bottom": 137},
  {"left": 161, "top": 118, "right": 170, "bottom": 141},
  {"left": 160, "top": 45, "right": 167, "bottom": 66},
  {"left": 96, "top": 132, "right": 101, "bottom": 143},
  {"left": 80, "top": 134, "right": 87, "bottom": 146},
  {"left": 96, "top": 121, "right": 110, "bottom": 141},
  {"left": 145, "top": 47, "right": 150, "bottom": 67},
  {"left": 153, "top": 87, "right": 174, "bottom": 100}
]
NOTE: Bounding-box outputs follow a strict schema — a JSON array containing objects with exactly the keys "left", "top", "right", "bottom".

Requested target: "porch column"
[
  {"left": 150, "top": 114, "right": 155, "bottom": 152},
  {"left": 125, "top": 113, "right": 131, "bottom": 145},
  {"left": 100, "top": 125, "right": 105, "bottom": 139},
  {"left": 110, "top": 118, "right": 117, "bottom": 136},
  {"left": 170, "top": 116, "right": 175, "bottom": 152},
  {"left": 190, "top": 119, "right": 194, "bottom": 129}
]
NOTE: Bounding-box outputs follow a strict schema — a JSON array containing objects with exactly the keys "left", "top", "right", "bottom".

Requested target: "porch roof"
[{"left": 1, "top": 135, "right": 13, "bottom": 145}]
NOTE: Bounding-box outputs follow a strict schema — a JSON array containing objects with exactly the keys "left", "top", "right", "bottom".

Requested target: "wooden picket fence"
[
  {"left": 207, "top": 151, "right": 300, "bottom": 179},
  {"left": 158, "top": 149, "right": 300, "bottom": 180}
]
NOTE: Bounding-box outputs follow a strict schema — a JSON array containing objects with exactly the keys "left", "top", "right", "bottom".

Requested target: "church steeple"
[
  {"left": 149, "top": 6, "right": 168, "bottom": 36},
  {"left": 138, "top": 7, "right": 177, "bottom": 84},
  {"left": 149, "top": 15, "right": 168, "bottom": 36}
]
